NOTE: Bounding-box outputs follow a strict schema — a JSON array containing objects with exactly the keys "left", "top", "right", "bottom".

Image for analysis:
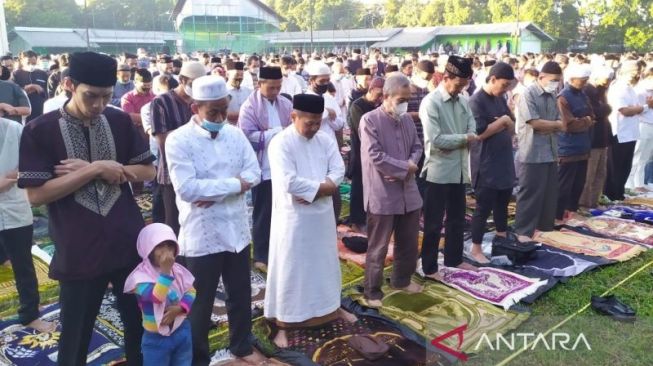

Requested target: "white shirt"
[
  {"left": 0, "top": 118, "right": 32, "bottom": 231},
  {"left": 305, "top": 91, "right": 345, "bottom": 140},
  {"left": 43, "top": 94, "right": 68, "bottom": 114},
  {"left": 166, "top": 121, "right": 261, "bottom": 256},
  {"left": 292, "top": 73, "right": 307, "bottom": 92},
  {"left": 264, "top": 126, "right": 345, "bottom": 322},
  {"left": 331, "top": 75, "right": 351, "bottom": 115},
  {"left": 140, "top": 102, "right": 159, "bottom": 165},
  {"left": 608, "top": 80, "right": 641, "bottom": 143},
  {"left": 227, "top": 84, "right": 252, "bottom": 113},
  {"left": 258, "top": 100, "right": 283, "bottom": 180},
  {"left": 280, "top": 75, "right": 303, "bottom": 97}
]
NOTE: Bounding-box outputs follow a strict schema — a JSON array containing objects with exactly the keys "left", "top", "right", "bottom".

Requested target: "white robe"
[{"left": 264, "top": 126, "right": 345, "bottom": 323}]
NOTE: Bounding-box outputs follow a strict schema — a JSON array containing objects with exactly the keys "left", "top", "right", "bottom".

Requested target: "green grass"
[{"left": 466, "top": 249, "right": 653, "bottom": 366}]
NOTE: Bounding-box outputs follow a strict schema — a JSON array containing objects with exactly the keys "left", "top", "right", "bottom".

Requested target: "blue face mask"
[{"left": 201, "top": 119, "right": 226, "bottom": 133}]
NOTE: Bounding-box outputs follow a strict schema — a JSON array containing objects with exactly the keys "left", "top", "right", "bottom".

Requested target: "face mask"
[
  {"left": 184, "top": 85, "right": 193, "bottom": 96},
  {"left": 543, "top": 81, "right": 559, "bottom": 94},
  {"left": 333, "top": 74, "right": 344, "bottom": 81},
  {"left": 24, "top": 64, "right": 36, "bottom": 72},
  {"left": 201, "top": 119, "right": 226, "bottom": 133},
  {"left": 251, "top": 68, "right": 260, "bottom": 75},
  {"left": 314, "top": 83, "right": 329, "bottom": 95},
  {"left": 394, "top": 102, "right": 408, "bottom": 116},
  {"left": 413, "top": 76, "right": 429, "bottom": 89}
]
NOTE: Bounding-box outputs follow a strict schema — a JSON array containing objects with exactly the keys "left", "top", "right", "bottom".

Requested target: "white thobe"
[
  {"left": 627, "top": 86, "right": 653, "bottom": 188},
  {"left": 166, "top": 121, "right": 261, "bottom": 256},
  {"left": 264, "top": 127, "right": 345, "bottom": 323}
]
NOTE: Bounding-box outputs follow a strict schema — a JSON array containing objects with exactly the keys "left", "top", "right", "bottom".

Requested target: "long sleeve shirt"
[
  {"left": 135, "top": 273, "right": 196, "bottom": 333},
  {"left": 419, "top": 85, "right": 476, "bottom": 184},
  {"left": 360, "top": 107, "right": 423, "bottom": 215},
  {"left": 165, "top": 121, "right": 261, "bottom": 257}
]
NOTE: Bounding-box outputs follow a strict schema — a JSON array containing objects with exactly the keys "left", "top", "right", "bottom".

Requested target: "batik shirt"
[{"left": 18, "top": 103, "right": 154, "bottom": 280}]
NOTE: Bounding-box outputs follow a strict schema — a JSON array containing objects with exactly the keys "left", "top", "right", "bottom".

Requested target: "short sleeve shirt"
[
  {"left": 17, "top": 104, "right": 154, "bottom": 280},
  {"left": 515, "top": 83, "right": 560, "bottom": 163},
  {"left": 0, "top": 80, "right": 30, "bottom": 123}
]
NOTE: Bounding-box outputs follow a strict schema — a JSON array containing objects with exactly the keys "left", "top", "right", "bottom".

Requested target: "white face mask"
[
  {"left": 24, "top": 64, "right": 36, "bottom": 72},
  {"left": 394, "top": 102, "right": 408, "bottom": 116},
  {"left": 641, "top": 79, "right": 653, "bottom": 91},
  {"left": 251, "top": 67, "right": 260, "bottom": 75},
  {"left": 543, "top": 81, "right": 559, "bottom": 94},
  {"left": 184, "top": 85, "right": 193, "bottom": 96}
]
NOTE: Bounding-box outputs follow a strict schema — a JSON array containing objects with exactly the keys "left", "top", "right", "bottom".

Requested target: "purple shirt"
[{"left": 360, "top": 107, "right": 423, "bottom": 215}]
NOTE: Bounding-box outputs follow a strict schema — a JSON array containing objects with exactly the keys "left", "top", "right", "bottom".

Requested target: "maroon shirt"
[
  {"left": 360, "top": 107, "right": 423, "bottom": 215},
  {"left": 18, "top": 105, "right": 154, "bottom": 280}
]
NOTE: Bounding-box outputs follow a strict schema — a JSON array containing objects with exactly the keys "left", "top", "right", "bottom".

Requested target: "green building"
[
  {"left": 8, "top": 27, "right": 180, "bottom": 55},
  {"left": 266, "top": 22, "right": 554, "bottom": 55},
  {"left": 171, "top": 0, "right": 283, "bottom": 54}
]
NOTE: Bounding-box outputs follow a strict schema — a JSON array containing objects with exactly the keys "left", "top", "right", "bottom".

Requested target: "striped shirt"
[
  {"left": 408, "top": 84, "right": 429, "bottom": 143},
  {"left": 134, "top": 274, "right": 196, "bottom": 334},
  {"left": 151, "top": 90, "right": 193, "bottom": 184}
]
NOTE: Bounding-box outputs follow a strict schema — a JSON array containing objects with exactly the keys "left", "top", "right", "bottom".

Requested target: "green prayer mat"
[
  {"left": 351, "top": 278, "right": 530, "bottom": 354},
  {"left": 0, "top": 256, "right": 59, "bottom": 318}
]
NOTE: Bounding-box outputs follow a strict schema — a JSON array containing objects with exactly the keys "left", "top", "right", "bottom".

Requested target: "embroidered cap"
[
  {"left": 445, "top": 56, "right": 473, "bottom": 79},
  {"left": 192, "top": 75, "right": 229, "bottom": 101}
]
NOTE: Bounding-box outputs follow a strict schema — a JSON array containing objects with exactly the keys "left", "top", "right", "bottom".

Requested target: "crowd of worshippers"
[{"left": 0, "top": 45, "right": 653, "bottom": 366}]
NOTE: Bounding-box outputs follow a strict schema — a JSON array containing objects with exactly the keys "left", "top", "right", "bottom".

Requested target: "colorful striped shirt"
[{"left": 134, "top": 274, "right": 196, "bottom": 333}]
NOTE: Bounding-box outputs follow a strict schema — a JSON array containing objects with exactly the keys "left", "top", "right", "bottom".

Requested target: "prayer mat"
[
  {"left": 0, "top": 293, "right": 125, "bottom": 365},
  {"left": 212, "top": 270, "right": 266, "bottom": 326},
  {"left": 533, "top": 229, "right": 645, "bottom": 262},
  {"left": 352, "top": 280, "right": 529, "bottom": 353},
  {"left": 565, "top": 213, "right": 653, "bottom": 247},
  {"left": 269, "top": 316, "right": 451, "bottom": 365},
  {"left": 0, "top": 255, "right": 59, "bottom": 317},
  {"left": 416, "top": 261, "right": 547, "bottom": 310},
  {"left": 623, "top": 196, "right": 653, "bottom": 209},
  {"left": 337, "top": 226, "right": 394, "bottom": 268},
  {"left": 518, "top": 244, "right": 602, "bottom": 278}
]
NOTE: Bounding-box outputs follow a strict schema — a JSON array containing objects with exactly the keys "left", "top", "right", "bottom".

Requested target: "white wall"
[
  {"left": 519, "top": 29, "right": 542, "bottom": 54},
  {"left": 176, "top": 0, "right": 280, "bottom": 28}
]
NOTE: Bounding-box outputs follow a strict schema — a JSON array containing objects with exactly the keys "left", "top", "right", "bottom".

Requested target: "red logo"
[{"left": 431, "top": 324, "right": 468, "bottom": 361}]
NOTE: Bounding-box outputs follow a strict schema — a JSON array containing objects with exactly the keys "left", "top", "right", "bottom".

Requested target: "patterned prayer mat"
[
  {"left": 533, "top": 229, "right": 646, "bottom": 262},
  {"left": 0, "top": 293, "right": 125, "bottom": 366},
  {"left": 519, "top": 244, "right": 602, "bottom": 278},
  {"left": 0, "top": 256, "right": 59, "bottom": 318},
  {"left": 565, "top": 213, "right": 653, "bottom": 247},
  {"left": 352, "top": 280, "right": 529, "bottom": 353},
  {"left": 416, "top": 262, "right": 547, "bottom": 310},
  {"left": 212, "top": 270, "right": 266, "bottom": 326},
  {"left": 269, "top": 316, "right": 451, "bottom": 366}
]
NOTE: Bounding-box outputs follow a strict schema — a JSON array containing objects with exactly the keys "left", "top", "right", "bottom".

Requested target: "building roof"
[
  {"left": 264, "top": 28, "right": 401, "bottom": 44},
  {"left": 171, "top": 0, "right": 284, "bottom": 22},
  {"left": 370, "top": 27, "right": 439, "bottom": 48},
  {"left": 433, "top": 22, "right": 555, "bottom": 41},
  {"left": 10, "top": 27, "right": 93, "bottom": 48},
  {"left": 10, "top": 27, "right": 180, "bottom": 48}
]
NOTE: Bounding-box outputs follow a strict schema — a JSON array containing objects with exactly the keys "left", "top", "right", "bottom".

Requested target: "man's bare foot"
[
  {"left": 254, "top": 262, "right": 268, "bottom": 273},
  {"left": 337, "top": 308, "right": 358, "bottom": 323},
  {"left": 273, "top": 330, "right": 289, "bottom": 349},
  {"left": 554, "top": 219, "right": 565, "bottom": 226},
  {"left": 423, "top": 272, "right": 443, "bottom": 282},
  {"left": 517, "top": 235, "right": 533, "bottom": 243},
  {"left": 456, "top": 262, "right": 478, "bottom": 271},
  {"left": 393, "top": 281, "right": 423, "bottom": 294},
  {"left": 27, "top": 319, "right": 56, "bottom": 333},
  {"left": 469, "top": 247, "right": 490, "bottom": 264},
  {"left": 364, "top": 298, "right": 383, "bottom": 308}
]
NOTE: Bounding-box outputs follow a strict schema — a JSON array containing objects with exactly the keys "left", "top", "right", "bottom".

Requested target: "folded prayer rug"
[
  {"left": 533, "top": 229, "right": 645, "bottom": 262},
  {"left": 565, "top": 213, "right": 653, "bottom": 247}
]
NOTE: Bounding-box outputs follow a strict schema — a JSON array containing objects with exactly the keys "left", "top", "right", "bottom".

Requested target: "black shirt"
[
  {"left": 468, "top": 88, "right": 516, "bottom": 190},
  {"left": 583, "top": 84, "right": 613, "bottom": 148},
  {"left": 18, "top": 105, "right": 155, "bottom": 280},
  {"left": 11, "top": 69, "right": 48, "bottom": 122}
]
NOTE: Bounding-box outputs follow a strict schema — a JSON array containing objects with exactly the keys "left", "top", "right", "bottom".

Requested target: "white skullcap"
[
  {"left": 306, "top": 62, "right": 331, "bottom": 76},
  {"left": 591, "top": 66, "right": 614, "bottom": 81},
  {"left": 191, "top": 75, "right": 229, "bottom": 101},
  {"left": 180, "top": 61, "right": 207, "bottom": 79},
  {"left": 566, "top": 64, "right": 592, "bottom": 79}
]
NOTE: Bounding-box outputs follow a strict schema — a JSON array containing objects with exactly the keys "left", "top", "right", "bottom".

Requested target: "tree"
[
  {"left": 5, "top": 0, "right": 82, "bottom": 29},
  {"left": 381, "top": 0, "right": 405, "bottom": 27},
  {"left": 86, "top": 0, "right": 175, "bottom": 31},
  {"left": 396, "top": 0, "right": 422, "bottom": 27}
]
